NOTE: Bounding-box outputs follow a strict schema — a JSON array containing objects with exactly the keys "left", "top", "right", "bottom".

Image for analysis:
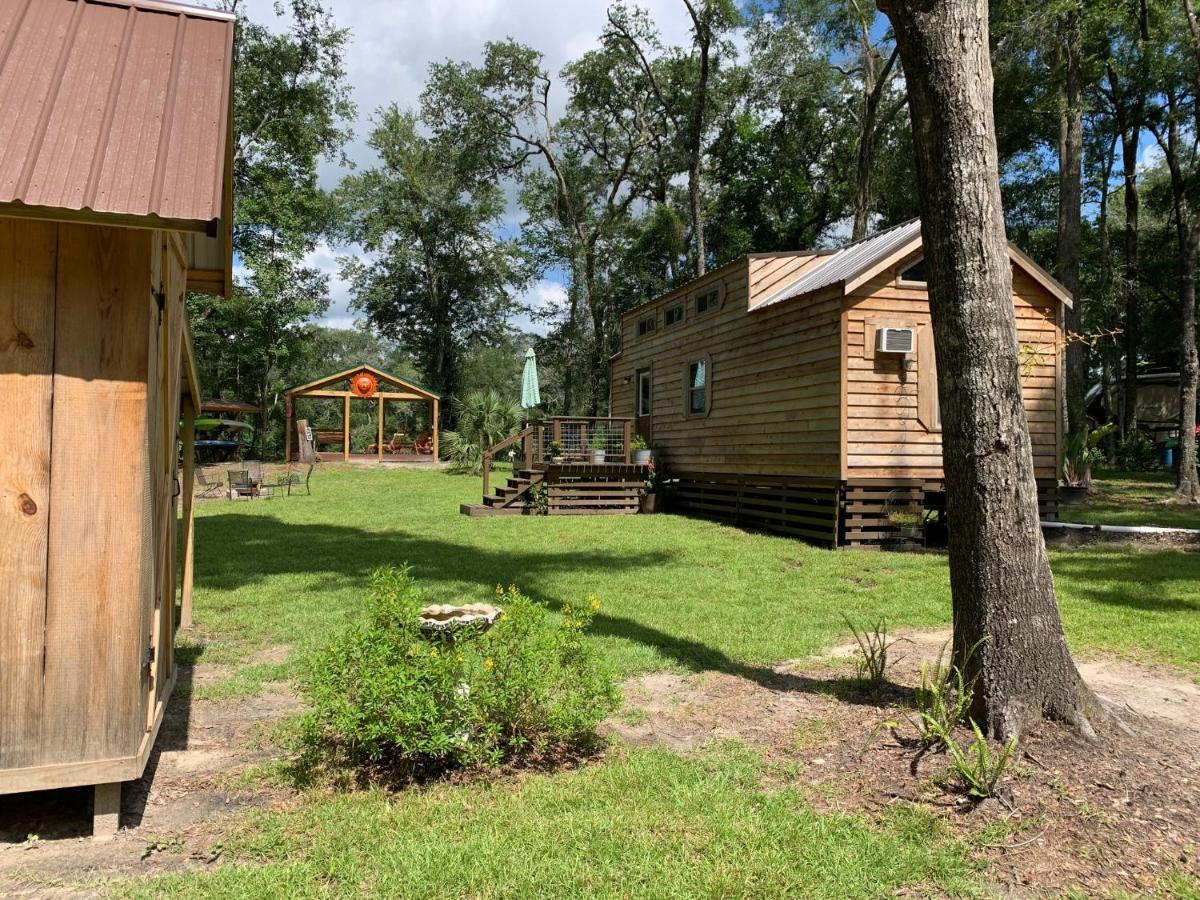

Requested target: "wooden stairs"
[{"left": 460, "top": 469, "right": 543, "bottom": 517}]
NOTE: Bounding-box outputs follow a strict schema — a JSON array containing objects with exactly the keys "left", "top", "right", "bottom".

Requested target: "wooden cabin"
[
  {"left": 610, "top": 220, "right": 1070, "bottom": 547},
  {"left": 0, "top": 0, "right": 234, "bottom": 835}
]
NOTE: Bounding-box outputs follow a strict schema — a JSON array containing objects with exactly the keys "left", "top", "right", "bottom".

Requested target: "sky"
[{"left": 239, "top": 0, "right": 700, "bottom": 334}]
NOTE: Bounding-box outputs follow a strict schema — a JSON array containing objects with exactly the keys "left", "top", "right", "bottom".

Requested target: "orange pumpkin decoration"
[{"left": 350, "top": 371, "right": 378, "bottom": 398}]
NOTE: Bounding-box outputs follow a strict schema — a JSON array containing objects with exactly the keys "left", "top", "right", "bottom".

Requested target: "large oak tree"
[{"left": 877, "top": 0, "right": 1101, "bottom": 740}]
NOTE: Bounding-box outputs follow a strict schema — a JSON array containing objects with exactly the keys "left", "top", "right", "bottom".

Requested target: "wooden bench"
[{"left": 314, "top": 430, "right": 345, "bottom": 450}]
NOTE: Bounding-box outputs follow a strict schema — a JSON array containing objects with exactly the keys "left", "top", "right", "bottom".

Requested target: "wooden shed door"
[{"left": 145, "top": 237, "right": 186, "bottom": 730}]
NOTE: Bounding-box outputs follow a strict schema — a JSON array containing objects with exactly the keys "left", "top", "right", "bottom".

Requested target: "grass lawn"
[
  {"left": 1057, "top": 469, "right": 1200, "bottom": 530},
  {"left": 184, "top": 465, "right": 1200, "bottom": 698},
  {"left": 142, "top": 465, "right": 1200, "bottom": 897}
]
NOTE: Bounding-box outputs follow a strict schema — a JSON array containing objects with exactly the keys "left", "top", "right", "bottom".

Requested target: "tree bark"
[
  {"left": 1056, "top": 7, "right": 1086, "bottom": 435},
  {"left": 1119, "top": 120, "right": 1141, "bottom": 441},
  {"left": 853, "top": 45, "right": 899, "bottom": 241},
  {"left": 683, "top": 0, "right": 711, "bottom": 277},
  {"left": 877, "top": 0, "right": 1099, "bottom": 741}
]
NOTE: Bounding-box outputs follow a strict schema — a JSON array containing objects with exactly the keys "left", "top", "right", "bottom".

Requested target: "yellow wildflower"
[
  {"left": 495, "top": 584, "right": 504, "bottom": 596},
  {"left": 508, "top": 583, "right": 518, "bottom": 595},
  {"left": 499, "top": 612, "right": 508, "bottom": 621},
  {"left": 588, "top": 595, "right": 601, "bottom": 612},
  {"left": 483, "top": 659, "right": 494, "bottom": 670},
  {"left": 430, "top": 648, "right": 438, "bottom": 658}
]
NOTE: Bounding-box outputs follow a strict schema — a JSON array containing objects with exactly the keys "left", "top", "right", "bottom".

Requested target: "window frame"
[
  {"left": 664, "top": 301, "right": 685, "bottom": 328},
  {"left": 683, "top": 353, "right": 713, "bottom": 418},
  {"left": 636, "top": 368, "right": 653, "bottom": 417},
  {"left": 636, "top": 311, "right": 657, "bottom": 337},
  {"left": 692, "top": 281, "right": 724, "bottom": 317},
  {"left": 897, "top": 255, "right": 928, "bottom": 288}
]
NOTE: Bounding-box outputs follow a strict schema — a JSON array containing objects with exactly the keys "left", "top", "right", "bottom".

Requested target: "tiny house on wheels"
[
  {"left": 610, "top": 220, "right": 1070, "bottom": 548},
  {"left": 0, "top": 0, "right": 234, "bottom": 836}
]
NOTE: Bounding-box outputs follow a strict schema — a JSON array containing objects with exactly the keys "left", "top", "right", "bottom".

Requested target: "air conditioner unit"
[{"left": 877, "top": 327, "right": 915, "bottom": 354}]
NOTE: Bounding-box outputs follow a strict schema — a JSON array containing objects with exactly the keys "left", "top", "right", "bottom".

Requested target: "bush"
[
  {"left": 442, "top": 391, "right": 523, "bottom": 474},
  {"left": 1114, "top": 432, "right": 1160, "bottom": 472},
  {"left": 300, "top": 566, "right": 620, "bottom": 779}
]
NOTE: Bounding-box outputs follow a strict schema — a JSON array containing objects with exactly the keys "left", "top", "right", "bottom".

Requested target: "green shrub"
[
  {"left": 940, "top": 721, "right": 1018, "bottom": 800},
  {"left": 1114, "top": 432, "right": 1159, "bottom": 472},
  {"left": 844, "top": 615, "right": 899, "bottom": 686},
  {"left": 913, "top": 638, "right": 984, "bottom": 747},
  {"left": 442, "top": 391, "right": 523, "bottom": 474},
  {"left": 300, "top": 566, "right": 620, "bottom": 779}
]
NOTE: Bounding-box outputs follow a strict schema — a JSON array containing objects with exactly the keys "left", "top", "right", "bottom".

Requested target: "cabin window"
[
  {"left": 637, "top": 369, "right": 653, "bottom": 416},
  {"left": 899, "top": 256, "right": 927, "bottom": 285},
  {"left": 637, "top": 313, "right": 656, "bottom": 337},
  {"left": 694, "top": 283, "right": 723, "bottom": 315},
  {"left": 685, "top": 355, "right": 712, "bottom": 416},
  {"left": 664, "top": 302, "right": 685, "bottom": 327}
]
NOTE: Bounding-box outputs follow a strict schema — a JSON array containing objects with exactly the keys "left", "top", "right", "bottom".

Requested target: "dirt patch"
[
  {"left": 609, "top": 630, "right": 1200, "bottom": 897},
  {"left": 0, "top": 655, "right": 300, "bottom": 895},
  {"left": 1044, "top": 527, "right": 1200, "bottom": 550}
]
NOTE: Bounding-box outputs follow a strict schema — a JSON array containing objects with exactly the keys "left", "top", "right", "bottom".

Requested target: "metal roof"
[
  {"left": 0, "top": 0, "right": 234, "bottom": 230},
  {"left": 756, "top": 219, "right": 922, "bottom": 308}
]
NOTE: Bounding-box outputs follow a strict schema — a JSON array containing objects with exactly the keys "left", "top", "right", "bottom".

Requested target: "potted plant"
[
  {"left": 885, "top": 509, "right": 924, "bottom": 550},
  {"left": 547, "top": 439, "right": 565, "bottom": 464},
  {"left": 631, "top": 434, "right": 652, "bottom": 465},
  {"left": 639, "top": 459, "right": 659, "bottom": 513},
  {"left": 1061, "top": 423, "right": 1117, "bottom": 503},
  {"left": 588, "top": 429, "right": 607, "bottom": 464}
]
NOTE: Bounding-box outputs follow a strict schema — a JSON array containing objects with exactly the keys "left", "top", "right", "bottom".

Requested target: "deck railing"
[{"left": 481, "top": 417, "right": 636, "bottom": 498}]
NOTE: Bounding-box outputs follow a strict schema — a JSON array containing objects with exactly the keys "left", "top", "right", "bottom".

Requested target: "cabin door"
[{"left": 145, "top": 236, "right": 186, "bottom": 730}]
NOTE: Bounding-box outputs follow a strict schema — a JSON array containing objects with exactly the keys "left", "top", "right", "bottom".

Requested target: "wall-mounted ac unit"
[{"left": 877, "top": 327, "right": 915, "bottom": 354}]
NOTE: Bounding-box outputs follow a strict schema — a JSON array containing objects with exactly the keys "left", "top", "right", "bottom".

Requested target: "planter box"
[
  {"left": 639, "top": 493, "right": 659, "bottom": 514},
  {"left": 632, "top": 449, "right": 652, "bottom": 465},
  {"left": 589, "top": 450, "right": 606, "bottom": 464}
]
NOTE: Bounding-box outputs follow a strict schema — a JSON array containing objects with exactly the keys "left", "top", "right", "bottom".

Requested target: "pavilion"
[{"left": 284, "top": 365, "right": 440, "bottom": 465}]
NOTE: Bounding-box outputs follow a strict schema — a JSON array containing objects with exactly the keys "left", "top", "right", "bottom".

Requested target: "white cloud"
[{"left": 510, "top": 277, "right": 568, "bottom": 336}]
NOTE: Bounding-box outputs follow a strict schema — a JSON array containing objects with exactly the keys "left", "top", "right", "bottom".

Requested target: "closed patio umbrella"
[{"left": 521, "top": 348, "right": 541, "bottom": 410}]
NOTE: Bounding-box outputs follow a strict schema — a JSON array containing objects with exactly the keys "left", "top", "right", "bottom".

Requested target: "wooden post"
[
  {"left": 431, "top": 398, "right": 439, "bottom": 460},
  {"left": 377, "top": 395, "right": 384, "bottom": 464},
  {"left": 524, "top": 424, "right": 533, "bottom": 471},
  {"left": 93, "top": 782, "right": 121, "bottom": 840},
  {"left": 180, "top": 398, "right": 197, "bottom": 629},
  {"left": 483, "top": 455, "right": 491, "bottom": 498},
  {"left": 624, "top": 419, "right": 633, "bottom": 464},
  {"left": 284, "top": 396, "right": 293, "bottom": 463},
  {"left": 343, "top": 394, "right": 350, "bottom": 463}
]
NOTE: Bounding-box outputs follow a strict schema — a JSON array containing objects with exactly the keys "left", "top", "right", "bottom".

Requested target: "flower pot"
[
  {"left": 632, "top": 449, "right": 652, "bottom": 465},
  {"left": 551, "top": 455, "right": 564, "bottom": 464},
  {"left": 639, "top": 493, "right": 658, "bottom": 514},
  {"left": 1060, "top": 484, "right": 1089, "bottom": 505},
  {"left": 589, "top": 449, "right": 606, "bottom": 464}
]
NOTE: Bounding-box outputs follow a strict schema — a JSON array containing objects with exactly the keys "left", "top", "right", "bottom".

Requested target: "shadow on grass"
[
  {"left": 195, "top": 514, "right": 901, "bottom": 703},
  {"left": 1052, "top": 547, "right": 1200, "bottom": 613}
]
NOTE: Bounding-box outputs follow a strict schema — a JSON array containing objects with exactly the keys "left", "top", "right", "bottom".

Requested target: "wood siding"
[
  {"left": 842, "top": 262, "right": 1062, "bottom": 480},
  {"left": 0, "top": 222, "right": 186, "bottom": 792},
  {"left": 612, "top": 257, "right": 843, "bottom": 477}
]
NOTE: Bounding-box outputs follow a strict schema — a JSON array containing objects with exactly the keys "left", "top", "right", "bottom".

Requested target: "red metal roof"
[{"left": 0, "top": 0, "right": 234, "bottom": 231}]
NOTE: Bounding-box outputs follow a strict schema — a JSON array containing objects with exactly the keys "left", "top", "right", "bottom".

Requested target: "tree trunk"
[
  {"left": 684, "top": 0, "right": 712, "bottom": 277},
  {"left": 1119, "top": 122, "right": 1141, "bottom": 441},
  {"left": 1176, "top": 236, "right": 1200, "bottom": 502},
  {"left": 853, "top": 45, "right": 899, "bottom": 242},
  {"left": 877, "top": 0, "right": 1099, "bottom": 741},
  {"left": 1056, "top": 7, "right": 1086, "bottom": 435}
]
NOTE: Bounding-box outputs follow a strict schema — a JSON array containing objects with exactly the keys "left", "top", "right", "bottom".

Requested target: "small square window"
[
  {"left": 637, "top": 313, "right": 656, "bottom": 337},
  {"left": 695, "top": 286, "right": 721, "bottom": 314},
  {"left": 665, "top": 303, "right": 684, "bottom": 326}
]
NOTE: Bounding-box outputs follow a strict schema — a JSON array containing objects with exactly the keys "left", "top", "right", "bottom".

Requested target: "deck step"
[{"left": 460, "top": 503, "right": 528, "bottom": 517}]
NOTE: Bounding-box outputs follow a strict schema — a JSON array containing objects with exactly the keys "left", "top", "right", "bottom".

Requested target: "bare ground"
[
  {"left": 2, "top": 634, "right": 1198, "bottom": 896},
  {"left": 607, "top": 629, "right": 1200, "bottom": 897}
]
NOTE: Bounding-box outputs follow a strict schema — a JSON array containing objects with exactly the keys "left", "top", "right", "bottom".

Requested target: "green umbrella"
[{"left": 520, "top": 347, "right": 541, "bottom": 409}]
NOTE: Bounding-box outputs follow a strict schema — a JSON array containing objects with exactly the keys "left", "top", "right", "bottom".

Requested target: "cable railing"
[{"left": 480, "top": 417, "right": 637, "bottom": 498}]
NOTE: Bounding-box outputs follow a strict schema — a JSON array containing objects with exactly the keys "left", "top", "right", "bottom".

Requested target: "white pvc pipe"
[{"left": 1041, "top": 520, "right": 1200, "bottom": 536}]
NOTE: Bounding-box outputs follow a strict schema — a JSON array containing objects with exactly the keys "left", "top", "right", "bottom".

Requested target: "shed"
[
  {"left": 610, "top": 220, "right": 1070, "bottom": 547},
  {"left": 0, "top": 0, "right": 234, "bottom": 835}
]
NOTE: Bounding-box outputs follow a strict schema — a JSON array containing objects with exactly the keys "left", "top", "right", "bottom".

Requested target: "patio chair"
[
  {"left": 227, "top": 468, "right": 260, "bottom": 500},
  {"left": 385, "top": 431, "right": 408, "bottom": 454},
  {"left": 194, "top": 467, "right": 225, "bottom": 500},
  {"left": 413, "top": 432, "right": 434, "bottom": 455},
  {"left": 262, "top": 463, "right": 313, "bottom": 498}
]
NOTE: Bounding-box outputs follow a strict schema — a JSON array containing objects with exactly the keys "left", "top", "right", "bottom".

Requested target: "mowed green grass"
[
  {"left": 137, "top": 465, "right": 1200, "bottom": 898},
  {"left": 184, "top": 465, "right": 1200, "bottom": 698},
  {"left": 1057, "top": 469, "right": 1200, "bottom": 530},
  {"left": 129, "top": 745, "right": 980, "bottom": 899}
]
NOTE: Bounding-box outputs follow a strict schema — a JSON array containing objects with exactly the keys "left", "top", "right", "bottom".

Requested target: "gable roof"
[
  {"left": 752, "top": 219, "right": 1073, "bottom": 310},
  {"left": 285, "top": 364, "right": 442, "bottom": 400},
  {"left": 0, "top": 0, "right": 235, "bottom": 295}
]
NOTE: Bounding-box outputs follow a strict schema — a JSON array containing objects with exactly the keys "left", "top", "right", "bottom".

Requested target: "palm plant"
[{"left": 442, "top": 390, "right": 523, "bottom": 474}]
